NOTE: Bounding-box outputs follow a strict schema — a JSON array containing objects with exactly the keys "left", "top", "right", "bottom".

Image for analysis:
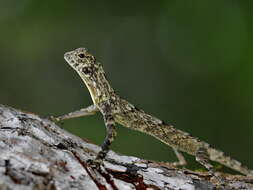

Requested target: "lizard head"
[
  {"left": 64, "top": 47, "right": 97, "bottom": 77},
  {"left": 64, "top": 47, "right": 114, "bottom": 104}
]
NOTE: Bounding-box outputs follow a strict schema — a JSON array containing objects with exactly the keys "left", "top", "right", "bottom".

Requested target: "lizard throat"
[{"left": 78, "top": 70, "right": 114, "bottom": 105}]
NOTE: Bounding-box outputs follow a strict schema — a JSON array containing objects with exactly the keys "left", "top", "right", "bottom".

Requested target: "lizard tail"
[{"left": 207, "top": 147, "right": 253, "bottom": 176}]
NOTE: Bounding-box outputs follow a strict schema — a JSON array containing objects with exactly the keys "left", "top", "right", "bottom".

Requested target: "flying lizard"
[{"left": 52, "top": 47, "right": 253, "bottom": 176}]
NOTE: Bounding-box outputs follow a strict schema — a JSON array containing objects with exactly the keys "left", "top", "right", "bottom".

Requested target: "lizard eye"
[{"left": 78, "top": 53, "right": 85, "bottom": 58}]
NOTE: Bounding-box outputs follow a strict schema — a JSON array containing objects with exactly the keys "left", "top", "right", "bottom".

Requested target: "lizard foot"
[
  {"left": 46, "top": 115, "right": 60, "bottom": 122},
  {"left": 87, "top": 159, "right": 104, "bottom": 169},
  {"left": 46, "top": 116, "right": 65, "bottom": 125}
]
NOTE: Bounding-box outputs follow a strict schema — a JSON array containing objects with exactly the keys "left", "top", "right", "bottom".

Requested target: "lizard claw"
[
  {"left": 87, "top": 159, "right": 103, "bottom": 169},
  {"left": 47, "top": 116, "right": 60, "bottom": 122}
]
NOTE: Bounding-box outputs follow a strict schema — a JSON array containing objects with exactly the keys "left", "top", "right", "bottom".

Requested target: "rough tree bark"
[{"left": 0, "top": 105, "right": 252, "bottom": 190}]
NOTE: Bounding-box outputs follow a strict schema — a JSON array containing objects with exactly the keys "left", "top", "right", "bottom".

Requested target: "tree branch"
[{"left": 0, "top": 105, "right": 252, "bottom": 190}]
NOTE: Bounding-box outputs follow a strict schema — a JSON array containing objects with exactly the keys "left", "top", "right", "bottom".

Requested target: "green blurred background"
[{"left": 1, "top": 1, "right": 253, "bottom": 171}]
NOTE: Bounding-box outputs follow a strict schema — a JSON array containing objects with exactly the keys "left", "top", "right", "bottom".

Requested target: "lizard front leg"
[
  {"left": 50, "top": 104, "right": 98, "bottom": 121},
  {"left": 96, "top": 113, "right": 117, "bottom": 161},
  {"left": 88, "top": 112, "right": 117, "bottom": 168}
]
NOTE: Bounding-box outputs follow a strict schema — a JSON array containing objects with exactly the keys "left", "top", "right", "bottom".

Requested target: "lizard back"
[
  {"left": 113, "top": 97, "right": 253, "bottom": 175},
  {"left": 113, "top": 97, "right": 204, "bottom": 155}
]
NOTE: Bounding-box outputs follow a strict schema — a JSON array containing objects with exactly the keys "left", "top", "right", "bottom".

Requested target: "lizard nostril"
[{"left": 64, "top": 52, "right": 70, "bottom": 57}]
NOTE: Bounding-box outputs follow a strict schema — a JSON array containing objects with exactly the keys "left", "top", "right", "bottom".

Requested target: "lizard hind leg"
[
  {"left": 196, "top": 147, "right": 215, "bottom": 173},
  {"left": 172, "top": 148, "right": 187, "bottom": 167},
  {"left": 196, "top": 147, "right": 226, "bottom": 187}
]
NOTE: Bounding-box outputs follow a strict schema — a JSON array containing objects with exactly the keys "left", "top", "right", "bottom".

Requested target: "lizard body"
[{"left": 55, "top": 47, "right": 253, "bottom": 176}]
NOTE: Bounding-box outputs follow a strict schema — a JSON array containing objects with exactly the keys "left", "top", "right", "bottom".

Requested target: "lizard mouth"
[
  {"left": 64, "top": 51, "right": 72, "bottom": 62},
  {"left": 64, "top": 51, "right": 78, "bottom": 69}
]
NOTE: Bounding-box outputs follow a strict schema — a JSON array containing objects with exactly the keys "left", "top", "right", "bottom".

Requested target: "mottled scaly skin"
[{"left": 63, "top": 47, "right": 253, "bottom": 175}]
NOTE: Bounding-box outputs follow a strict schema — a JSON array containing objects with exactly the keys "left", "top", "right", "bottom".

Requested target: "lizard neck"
[{"left": 78, "top": 64, "right": 114, "bottom": 105}]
